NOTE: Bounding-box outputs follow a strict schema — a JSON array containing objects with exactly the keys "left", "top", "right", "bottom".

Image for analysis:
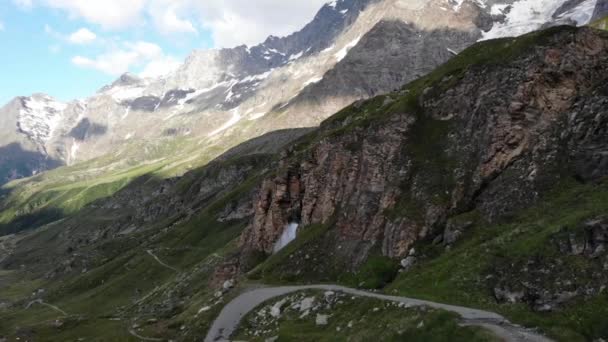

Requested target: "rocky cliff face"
[{"left": 239, "top": 26, "right": 608, "bottom": 272}]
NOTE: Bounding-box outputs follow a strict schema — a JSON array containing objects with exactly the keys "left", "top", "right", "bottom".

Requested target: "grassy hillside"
[
  {"left": 233, "top": 290, "right": 499, "bottom": 341},
  {"left": 388, "top": 179, "right": 608, "bottom": 341},
  {"left": 0, "top": 177, "right": 252, "bottom": 340},
  {"left": 0, "top": 137, "right": 205, "bottom": 233}
]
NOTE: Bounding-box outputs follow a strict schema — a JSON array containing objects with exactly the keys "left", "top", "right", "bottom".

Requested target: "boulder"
[
  {"left": 223, "top": 279, "right": 235, "bottom": 290},
  {"left": 270, "top": 299, "right": 287, "bottom": 318},
  {"left": 400, "top": 256, "right": 416, "bottom": 270},
  {"left": 299, "top": 297, "right": 315, "bottom": 312},
  {"left": 315, "top": 314, "right": 329, "bottom": 326},
  {"left": 494, "top": 287, "right": 524, "bottom": 304}
]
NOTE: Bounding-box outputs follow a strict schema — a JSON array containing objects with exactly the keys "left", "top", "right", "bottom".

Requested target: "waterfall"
[{"left": 272, "top": 223, "right": 299, "bottom": 253}]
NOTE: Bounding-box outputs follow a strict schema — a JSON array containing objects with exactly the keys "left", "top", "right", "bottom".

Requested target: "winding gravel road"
[{"left": 204, "top": 285, "right": 553, "bottom": 342}]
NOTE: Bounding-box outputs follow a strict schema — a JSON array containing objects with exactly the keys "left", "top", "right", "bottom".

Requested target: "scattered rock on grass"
[{"left": 316, "top": 314, "right": 329, "bottom": 326}]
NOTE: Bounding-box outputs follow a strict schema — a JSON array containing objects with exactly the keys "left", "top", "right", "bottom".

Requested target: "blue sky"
[{"left": 0, "top": 0, "right": 328, "bottom": 105}]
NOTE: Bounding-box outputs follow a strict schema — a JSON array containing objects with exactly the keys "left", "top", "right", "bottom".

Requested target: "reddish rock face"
[
  {"left": 240, "top": 112, "right": 418, "bottom": 259},
  {"left": 209, "top": 259, "right": 240, "bottom": 289},
  {"left": 239, "top": 27, "right": 608, "bottom": 268}
]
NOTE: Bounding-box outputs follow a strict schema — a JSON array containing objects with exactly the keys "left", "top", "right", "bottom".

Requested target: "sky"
[{"left": 0, "top": 0, "right": 329, "bottom": 105}]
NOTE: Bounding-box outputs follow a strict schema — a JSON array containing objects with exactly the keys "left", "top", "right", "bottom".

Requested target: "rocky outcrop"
[
  {"left": 239, "top": 27, "right": 608, "bottom": 270},
  {"left": 491, "top": 216, "right": 608, "bottom": 312},
  {"left": 240, "top": 110, "right": 415, "bottom": 259},
  {"left": 557, "top": 217, "right": 608, "bottom": 258}
]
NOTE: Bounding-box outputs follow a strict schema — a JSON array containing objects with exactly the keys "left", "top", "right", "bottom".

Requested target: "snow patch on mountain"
[
  {"left": 449, "top": 0, "right": 466, "bottom": 11},
  {"left": 335, "top": 35, "right": 362, "bottom": 61},
  {"left": 302, "top": 77, "right": 324, "bottom": 88},
  {"left": 18, "top": 95, "right": 67, "bottom": 146},
  {"left": 104, "top": 84, "right": 148, "bottom": 102},
  {"left": 248, "top": 112, "right": 268, "bottom": 120},
  {"left": 327, "top": 0, "right": 339, "bottom": 9},
  {"left": 481, "top": 0, "right": 588, "bottom": 40},
  {"left": 209, "top": 108, "right": 242, "bottom": 136},
  {"left": 489, "top": 4, "right": 509, "bottom": 15},
  {"left": 289, "top": 51, "right": 304, "bottom": 61},
  {"left": 239, "top": 70, "right": 274, "bottom": 84}
]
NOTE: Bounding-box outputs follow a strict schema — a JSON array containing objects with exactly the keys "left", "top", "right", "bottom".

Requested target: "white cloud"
[
  {"left": 140, "top": 56, "right": 181, "bottom": 78},
  {"left": 68, "top": 27, "right": 96, "bottom": 44},
  {"left": 41, "top": 0, "right": 146, "bottom": 29},
  {"left": 24, "top": 1, "right": 336, "bottom": 80},
  {"left": 129, "top": 41, "right": 163, "bottom": 58},
  {"left": 0, "top": 21, "right": 4, "bottom": 32},
  {"left": 72, "top": 53, "right": 132, "bottom": 76},
  {"left": 190, "top": 0, "right": 330, "bottom": 47},
  {"left": 147, "top": 1, "right": 197, "bottom": 35},
  {"left": 18, "top": 0, "right": 330, "bottom": 47},
  {"left": 44, "top": 23, "right": 62, "bottom": 39},
  {"left": 13, "top": 0, "right": 33, "bottom": 9},
  {"left": 72, "top": 41, "right": 179, "bottom": 78}
]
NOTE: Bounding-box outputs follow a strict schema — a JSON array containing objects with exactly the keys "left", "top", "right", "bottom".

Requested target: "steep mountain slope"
[
  {"left": 240, "top": 25, "right": 608, "bottom": 341},
  {"left": 238, "top": 24, "right": 608, "bottom": 263},
  {"left": 1, "top": 24, "right": 607, "bottom": 341}
]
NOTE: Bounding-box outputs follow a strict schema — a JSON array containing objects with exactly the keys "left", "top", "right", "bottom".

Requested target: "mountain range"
[{"left": 1, "top": 0, "right": 605, "bottom": 185}]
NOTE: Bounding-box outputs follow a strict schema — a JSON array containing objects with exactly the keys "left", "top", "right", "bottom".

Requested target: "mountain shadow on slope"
[
  {"left": 68, "top": 118, "right": 108, "bottom": 141},
  {"left": 0, "top": 143, "right": 63, "bottom": 186}
]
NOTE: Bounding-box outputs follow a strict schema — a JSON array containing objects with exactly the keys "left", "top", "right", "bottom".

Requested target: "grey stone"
[
  {"left": 400, "top": 256, "right": 417, "bottom": 271},
  {"left": 299, "top": 297, "right": 315, "bottom": 312},
  {"left": 316, "top": 314, "right": 329, "bottom": 326}
]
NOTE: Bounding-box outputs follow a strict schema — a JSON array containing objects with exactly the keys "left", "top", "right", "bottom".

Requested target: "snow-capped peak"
[
  {"left": 481, "top": 0, "right": 599, "bottom": 41},
  {"left": 18, "top": 94, "right": 67, "bottom": 145},
  {"left": 99, "top": 73, "right": 151, "bottom": 102}
]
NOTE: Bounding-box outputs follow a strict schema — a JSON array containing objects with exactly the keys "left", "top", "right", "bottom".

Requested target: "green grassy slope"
[
  {"left": 0, "top": 184, "right": 252, "bottom": 340},
  {"left": 388, "top": 179, "right": 608, "bottom": 342},
  {"left": 234, "top": 290, "right": 499, "bottom": 342},
  {"left": 0, "top": 137, "right": 210, "bottom": 233},
  {"left": 0, "top": 146, "right": 276, "bottom": 340}
]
